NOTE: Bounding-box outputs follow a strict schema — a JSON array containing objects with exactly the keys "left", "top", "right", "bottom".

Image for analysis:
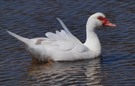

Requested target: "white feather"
[
  {"left": 7, "top": 30, "right": 30, "bottom": 45},
  {"left": 7, "top": 13, "right": 112, "bottom": 61}
]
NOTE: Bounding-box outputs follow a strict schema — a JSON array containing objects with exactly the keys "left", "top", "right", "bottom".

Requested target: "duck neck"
[{"left": 84, "top": 19, "right": 101, "bottom": 56}]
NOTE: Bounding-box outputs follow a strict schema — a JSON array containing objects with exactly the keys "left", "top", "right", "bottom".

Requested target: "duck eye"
[
  {"left": 97, "top": 16, "right": 109, "bottom": 25},
  {"left": 97, "top": 16, "right": 104, "bottom": 21}
]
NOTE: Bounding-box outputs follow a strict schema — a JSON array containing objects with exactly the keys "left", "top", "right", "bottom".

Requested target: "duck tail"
[{"left": 7, "top": 30, "right": 30, "bottom": 45}]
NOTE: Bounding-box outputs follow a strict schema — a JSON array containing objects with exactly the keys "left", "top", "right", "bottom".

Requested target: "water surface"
[{"left": 0, "top": 0, "right": 135, "bottom": 86}]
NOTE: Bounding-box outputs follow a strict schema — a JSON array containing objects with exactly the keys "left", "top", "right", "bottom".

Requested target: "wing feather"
[
  {"left": 44, "top": 18, "right": 88, "bottom": 53},
  {"left": 57, "top": 18, "right": 81, "bottom": 43}
]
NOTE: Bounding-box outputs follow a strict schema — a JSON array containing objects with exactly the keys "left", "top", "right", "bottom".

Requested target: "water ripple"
[{"left": 0, "top": 0, "right": 135, "bottom": 86}]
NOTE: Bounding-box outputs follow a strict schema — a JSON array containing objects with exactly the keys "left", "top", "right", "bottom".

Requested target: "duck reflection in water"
[{"left": 27, "top": 58, "right": 103, "bottom": 86}]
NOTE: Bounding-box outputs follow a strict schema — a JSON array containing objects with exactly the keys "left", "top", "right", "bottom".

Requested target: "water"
[{"left": 0, "top": 0, "right": 135, "bottom": 86}]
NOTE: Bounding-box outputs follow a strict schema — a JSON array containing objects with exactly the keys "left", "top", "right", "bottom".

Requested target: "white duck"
[{"left": 7, "top": 12, "right": 116, "bottom": 61}]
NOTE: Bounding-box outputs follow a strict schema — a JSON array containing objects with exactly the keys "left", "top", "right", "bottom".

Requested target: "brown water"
[{"left": 0, "top": 0, "right": 135, "bottom": 86}]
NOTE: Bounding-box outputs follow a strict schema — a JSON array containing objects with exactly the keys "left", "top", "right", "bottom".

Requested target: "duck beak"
[{"left": 104, "top": 21, "right": 116, "bottom": 27}]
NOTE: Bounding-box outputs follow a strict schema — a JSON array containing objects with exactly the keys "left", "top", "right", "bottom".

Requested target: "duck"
[{"left": 7, "top": 12, "right": 116, "bottom": 61}]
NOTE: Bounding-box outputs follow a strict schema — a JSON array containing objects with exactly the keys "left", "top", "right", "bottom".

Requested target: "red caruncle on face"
[
  {"left": 97, "top": 16, "right": 116, "bottom": 27},
  {"left": 97, "top": 16, "right": 109, "bottom": 25}
]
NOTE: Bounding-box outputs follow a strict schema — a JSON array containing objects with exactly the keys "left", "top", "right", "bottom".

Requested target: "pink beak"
[{"left": 104, "top": 21, "right": 116, "bottom": 27}]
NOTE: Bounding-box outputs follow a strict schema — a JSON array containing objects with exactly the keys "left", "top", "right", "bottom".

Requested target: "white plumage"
[{"left": 7, "top": 12, "right": 116, "bottom": 61}]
